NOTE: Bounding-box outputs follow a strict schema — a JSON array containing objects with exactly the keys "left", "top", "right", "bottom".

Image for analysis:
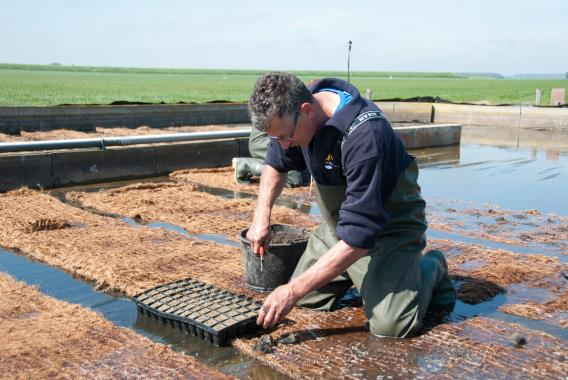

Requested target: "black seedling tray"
[{"left": 133, "top": 278, "right": 262, "bottom": 346}]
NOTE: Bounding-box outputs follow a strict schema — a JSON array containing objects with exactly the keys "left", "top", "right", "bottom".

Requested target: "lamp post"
[{"left": 347, "top": 40, "right": 352, "bottom": 83}]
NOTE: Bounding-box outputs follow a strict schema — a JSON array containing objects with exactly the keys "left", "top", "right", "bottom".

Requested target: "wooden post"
[
  {"left": 535, "top": 89, "right": 542, "bottom": 105},
  {"left": 550, "top": 88, "right": 565, "bottom": 106},
  {"left": 366, "top": 88, "right": 373, "bottom": 101}
]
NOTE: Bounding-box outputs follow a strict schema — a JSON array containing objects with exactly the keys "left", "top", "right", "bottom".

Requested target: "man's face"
[{"left": 267, "top": 110, "right": 309, "bottom": 150}]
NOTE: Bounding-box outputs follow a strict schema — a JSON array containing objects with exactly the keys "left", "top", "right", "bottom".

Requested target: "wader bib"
[{"left": 291, "top": 127, "right": 455, "bottom": 338}]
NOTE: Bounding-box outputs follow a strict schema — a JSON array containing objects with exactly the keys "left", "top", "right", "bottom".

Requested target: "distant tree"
[{"left": 566, "top": 72, "right": 568, "bottom": 79}]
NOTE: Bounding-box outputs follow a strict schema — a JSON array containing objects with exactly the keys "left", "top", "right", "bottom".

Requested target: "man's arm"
[
  {"left": 246, "top": 164, "right": 287, "bottom": 254},
  {"left": 257, "top": 240, "right": 368, "bottom": 329}
]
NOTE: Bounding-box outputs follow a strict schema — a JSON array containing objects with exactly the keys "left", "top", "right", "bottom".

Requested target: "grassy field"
[{"left": 0, "top": 64, "right": 566, "bottom": 106}]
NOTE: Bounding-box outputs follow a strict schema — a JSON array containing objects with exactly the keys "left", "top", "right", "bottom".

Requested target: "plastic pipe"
[{"left": 0, "top": 129, "right": 251, "bottom": 153}]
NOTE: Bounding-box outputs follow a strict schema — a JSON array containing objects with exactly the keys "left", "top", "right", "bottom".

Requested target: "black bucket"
[{"left": 240, "top": 224, "right": 309, "bottom": 292}]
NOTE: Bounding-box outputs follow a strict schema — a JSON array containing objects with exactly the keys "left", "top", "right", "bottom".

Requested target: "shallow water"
[
  {"left": 420, "top": 143, "right": 568, "bottom": 216},
  {"left": 421, "top": 126, "right": 568, "bottom": 215}
]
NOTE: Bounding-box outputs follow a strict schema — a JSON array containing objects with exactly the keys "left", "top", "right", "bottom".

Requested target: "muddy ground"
[{"left": 0, "top": 273, "right": 229, "bottom": 379}]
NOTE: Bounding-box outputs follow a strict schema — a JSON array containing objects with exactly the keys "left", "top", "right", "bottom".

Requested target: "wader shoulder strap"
[{"left": 340, "top": 110, "right": 384, "bottom": 174}]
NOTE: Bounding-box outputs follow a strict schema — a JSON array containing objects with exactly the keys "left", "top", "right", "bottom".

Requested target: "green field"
[{"left": 0, "top": 63, "right": 566, "bottom": 106}]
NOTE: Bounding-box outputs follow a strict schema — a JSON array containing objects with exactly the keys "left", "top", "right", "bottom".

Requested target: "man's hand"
[
  {"left": 257, "top": 283, "right": 299, "bottom": 329},
  {"left": 246, "top": 220, "right": 271, "bottom": 255},
  {"left": 256, "top": 241, "right": 369, "bottom": 330},
  {"left": 247, "top": 165, "right": 287, "bottom": 254}
]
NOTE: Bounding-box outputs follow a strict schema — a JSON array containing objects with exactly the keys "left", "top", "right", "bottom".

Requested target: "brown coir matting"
[
  {"left": 66, "top": 181, "right": 318, "bottom": 243},
  {"left": 0, "top": 273, "right": 230, "bottom": 379},
  {"left": 1, "top": 188, "right": 567, "bottom": 379}
]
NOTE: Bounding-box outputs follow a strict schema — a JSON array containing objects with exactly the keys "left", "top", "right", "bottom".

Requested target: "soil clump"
[
  {"left": 0, "top": 273, "right": 229, "bottom": 379},
  {"left": 254, "top": 335, "right": 275, "bottom": 354},
  {"left": 23, "top": 218, "right": 71, "bottom": 233},
  {"left": 454, "top": 276, "right": 506, "bottom": 304}
]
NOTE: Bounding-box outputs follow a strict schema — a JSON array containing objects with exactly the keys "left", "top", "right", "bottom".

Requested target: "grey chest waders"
[{"left": 290, "top": 111, "right": 456, "bottom": 337}]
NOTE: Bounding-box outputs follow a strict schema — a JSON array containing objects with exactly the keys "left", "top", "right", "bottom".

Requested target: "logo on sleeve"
[{"left": 324, "top": 153, "right": 334, "bottom": 170}]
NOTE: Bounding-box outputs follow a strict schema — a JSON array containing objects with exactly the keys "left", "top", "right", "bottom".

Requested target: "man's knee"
[
  {"left": 368, "top": 316, "right": 420, "bottom": 338},
  {"left": 367, "top": 304, "right": 421, "bottom": 338}
]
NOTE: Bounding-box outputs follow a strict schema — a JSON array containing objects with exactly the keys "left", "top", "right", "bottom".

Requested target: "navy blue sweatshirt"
[{"left": 265, "top": 78, "right": 412, "bottom": 249}]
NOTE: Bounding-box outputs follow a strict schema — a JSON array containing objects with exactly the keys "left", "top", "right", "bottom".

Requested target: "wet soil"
[
  {"left": 66, "top": 182, "right": 318, "bottom": 243},
  {"left": 270, "top": 231, "right": 309, "bottom": 245},
  {"left": 0, "top": 273, "right": 229, "bottom": 379}
]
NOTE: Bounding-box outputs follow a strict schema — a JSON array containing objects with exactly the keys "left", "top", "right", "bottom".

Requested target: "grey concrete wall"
[
  {"left": 518, "top": 107, "right": 568, "bottom": 129},
  {"left": 432, "top": 104, "right": 568, "bottom": 128},
  {"left": 0, "top": 103, "right": 250, "bottom": 134},
  {"left": 394, "top": 124, "right": 461, "bottom": 149},
  {"left": 0, "top": 153, "right": 53, "bottom": 190},
  {"left": 0, "top": 124, "right": 458, "bottom": 192},
  {"left": 376, "top": 102, "right": 432, "bottom": 123},
  {"left": 461, "top": 125, "right": 568, "bottom": 150},
  {"left": 3, "top": 102, "right": 566, "bottom": 136},
  {"left": 0, "top": 138, "right": 249, "bottom": 192}
]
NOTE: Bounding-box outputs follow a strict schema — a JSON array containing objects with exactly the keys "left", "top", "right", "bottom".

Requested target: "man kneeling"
[{"left": 246, "top": 72, "right": 456, "bottom": 337}]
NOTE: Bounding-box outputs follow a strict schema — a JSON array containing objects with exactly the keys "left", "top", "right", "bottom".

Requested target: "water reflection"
[
  {"left": 461, "top": 124, "right": 568, "bottom": 150},
  {"left": 417, "top": 140, "right": 568, "bottom": 215}
]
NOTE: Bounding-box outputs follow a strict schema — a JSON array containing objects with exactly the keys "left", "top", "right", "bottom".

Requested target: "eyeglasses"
[{"left": 269, "top": 111, "right": 300, "bottom": 142}]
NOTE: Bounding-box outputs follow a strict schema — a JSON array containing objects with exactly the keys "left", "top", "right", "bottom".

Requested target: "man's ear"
[{"left": 300, "top": 102, "right": 314, "bottom": 119}]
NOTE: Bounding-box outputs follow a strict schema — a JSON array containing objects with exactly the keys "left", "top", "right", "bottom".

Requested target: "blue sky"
[{"left": 1, "top": 0, "right": 566, "bottom": 75}]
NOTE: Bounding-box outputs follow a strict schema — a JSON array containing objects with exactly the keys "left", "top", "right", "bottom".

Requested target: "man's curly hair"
[{"left": 248, "top": 72, "right": 313, "bottom": 132}]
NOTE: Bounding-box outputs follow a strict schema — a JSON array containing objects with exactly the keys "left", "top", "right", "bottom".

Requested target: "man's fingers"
[
  {"left": 257, "top": 304, "right": 267, "bottom": 325},
  {"left": 273, "top": 311, "right": 283, "bottom": 326},
  {"left": 263, "top": 307, "right": 277, "bottom": 329}
]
